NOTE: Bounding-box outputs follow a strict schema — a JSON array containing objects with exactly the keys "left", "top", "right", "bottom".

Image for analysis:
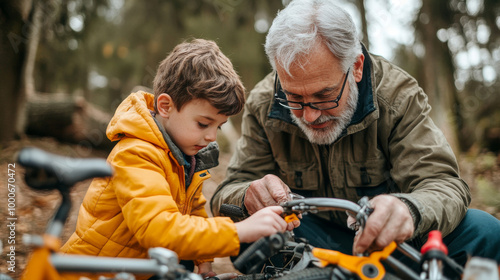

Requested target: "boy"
[{"left": 61, "top": 39, "right": 294, "bottom": 279}]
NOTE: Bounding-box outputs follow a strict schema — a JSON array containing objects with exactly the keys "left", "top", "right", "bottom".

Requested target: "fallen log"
[{"left": 25, "top": 93, "right": 115, "bottom": 150}]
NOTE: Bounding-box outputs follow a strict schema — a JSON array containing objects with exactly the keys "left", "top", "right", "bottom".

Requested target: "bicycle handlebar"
[
  {"left": 282, "top": 196, "right": 374, "bottom": 232},
  {"left": 51, "top": 248, "right": 202, "bottom": 280},
  {"left": 281, "top": 197, "right": 362, "bottom": 216}
]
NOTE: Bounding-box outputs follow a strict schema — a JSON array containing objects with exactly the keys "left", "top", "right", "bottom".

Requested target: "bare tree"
[
  {"left": 415, "top": 0, "right": 460, "bottom": 150},
  {"left": 0, "top": 0, "right": 33, "bottom": 142},
  {"left": 354, "top": 0, "right": 370, "bottom": 47}
]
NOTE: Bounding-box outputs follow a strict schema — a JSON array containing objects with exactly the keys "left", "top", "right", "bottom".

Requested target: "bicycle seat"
[{"left": 17, "top": 147, "right": 113, "bottom": 192}]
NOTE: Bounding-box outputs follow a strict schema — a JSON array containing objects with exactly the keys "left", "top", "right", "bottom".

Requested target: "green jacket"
[{"left": 211, "top": 49, "right": 470, "bottom": 240}]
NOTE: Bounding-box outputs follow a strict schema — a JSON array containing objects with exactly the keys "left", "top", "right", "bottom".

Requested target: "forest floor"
[{"left": 0, "top": 137, "right": 499, "bottom": 279}]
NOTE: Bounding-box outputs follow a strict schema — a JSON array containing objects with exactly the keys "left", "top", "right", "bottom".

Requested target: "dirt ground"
[
  {"left": 0, "top": 137, "right": 499, "bottom": 279},
  {"left": 0, "top": 138, "right": 236, "bottom": 279}
]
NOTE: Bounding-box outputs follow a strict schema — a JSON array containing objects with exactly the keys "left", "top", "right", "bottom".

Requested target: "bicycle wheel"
[
  {"left": 280, "top": 267, "right": 403, "bottom": 280},
  {"left": 234, "top": 274, "right": 267, "bottom": 280}
]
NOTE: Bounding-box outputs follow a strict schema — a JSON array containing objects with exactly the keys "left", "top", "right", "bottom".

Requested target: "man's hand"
[
  {"left": 244, "top": 175, "right": 300, "bottom": 231},
  {"left": 244, "top": 174, "right": 290, "bottom": 214},
  {"left": 351, "top": 195, "right": 414, "bottom": 254}
]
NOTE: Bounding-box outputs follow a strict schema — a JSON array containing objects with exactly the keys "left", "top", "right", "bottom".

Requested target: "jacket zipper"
[{"left": 185, "top": 171, "right": 210, "bottom": 214}]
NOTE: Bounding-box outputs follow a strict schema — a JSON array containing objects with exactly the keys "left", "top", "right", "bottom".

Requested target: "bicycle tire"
[
  {"left": 234, "top": 274, "right": 267, "bottom": 280},
  {"left": 278, "top": 267, "right": 336, "bottom": 280},
  {"left": 280, "top": 268, "right": 403, "bottom": 280}
]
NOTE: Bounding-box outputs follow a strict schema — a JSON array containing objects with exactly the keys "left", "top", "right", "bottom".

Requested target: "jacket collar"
[
  {"left": 269, "top": 44, "right": 377, "bottom": 137},
  {"left": 152, "top": 114, "right": 219, "bottom": 172}
]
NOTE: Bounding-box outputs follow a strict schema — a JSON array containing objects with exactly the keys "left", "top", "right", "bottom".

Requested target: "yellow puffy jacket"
[{"left": 61, "top": 91, "right": 240, "bottom": 278}]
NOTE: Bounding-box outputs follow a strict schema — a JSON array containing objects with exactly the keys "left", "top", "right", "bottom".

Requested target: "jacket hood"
[{"left": 107, "top": 91, "right": 166, "bottom": 148}]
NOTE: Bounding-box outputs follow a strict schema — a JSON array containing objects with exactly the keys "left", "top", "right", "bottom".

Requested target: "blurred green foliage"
[
  {"left": 476, "top": 176, "right": 500, "bottom": 211},
  {"left": 34, "top": 0, "right": 283, "bottom": 115},
  {"left": 4, "top": 0, "right": 500, "bottom": 153}
]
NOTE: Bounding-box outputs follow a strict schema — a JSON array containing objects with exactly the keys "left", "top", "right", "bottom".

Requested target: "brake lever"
[
  {"left": 347, "top": 196, "right": 374, "bottom": 233},
  {"left": 287, "top": 192, "right": 305, "bottom": 201},
  {"left": 356, "top": 196, "right": 374, "bottom": 231},
  {"left": 282, "top": 192, "right": 310, "bottom": 223}
]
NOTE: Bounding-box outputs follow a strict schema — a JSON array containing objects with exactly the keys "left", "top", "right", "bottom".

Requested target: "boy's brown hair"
[{"left": 153, "top": 39, "right": 245, "bottom": 116}]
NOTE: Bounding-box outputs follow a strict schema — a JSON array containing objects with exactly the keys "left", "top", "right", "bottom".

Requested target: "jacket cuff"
[
  {"left": 241, "top": 193, "right": 250, "bottom": 217},
  {"left": 240, "top": 183, "right": 252, "bottom": 217},
  {"left": 194, "top": 259, "right": 214, "bottom": 266},
  {"left": 398, "top": 197, "right": 421, "bottom": 232}
]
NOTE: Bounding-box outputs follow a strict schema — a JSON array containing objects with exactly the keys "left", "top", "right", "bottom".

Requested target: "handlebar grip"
[
  {"left": 219, "top": 204, "right": 246, "bottom": 221},
  {"left": 233, "top": 233, "right": 285, "bottom": 274}
]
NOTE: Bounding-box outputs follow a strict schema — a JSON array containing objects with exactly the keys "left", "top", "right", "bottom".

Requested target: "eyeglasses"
[{"left": 274, "top": 68, "right": 350, "bottom": 110}]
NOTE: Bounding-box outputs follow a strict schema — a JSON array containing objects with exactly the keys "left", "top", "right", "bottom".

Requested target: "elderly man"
[{"left": 211, "top": 0, "right": 500, "bottom": 267}]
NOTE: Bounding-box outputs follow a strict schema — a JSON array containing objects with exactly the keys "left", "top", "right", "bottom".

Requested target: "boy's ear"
[{"left": 156, "top": 93, "right": 174, "bottom": 118}]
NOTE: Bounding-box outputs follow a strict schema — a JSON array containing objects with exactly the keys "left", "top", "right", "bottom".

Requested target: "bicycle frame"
[{"left": 21, "top": 234, "right": 62, "bottom": 280}]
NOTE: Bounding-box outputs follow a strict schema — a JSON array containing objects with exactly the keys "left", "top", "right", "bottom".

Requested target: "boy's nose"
[{"left": 205, "top": 128, "right": 217, "bottom": 142}]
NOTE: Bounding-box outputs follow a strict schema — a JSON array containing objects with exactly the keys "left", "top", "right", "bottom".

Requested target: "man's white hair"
[{"left": 265, "top": 0, "right": 362, "bottom": 75}]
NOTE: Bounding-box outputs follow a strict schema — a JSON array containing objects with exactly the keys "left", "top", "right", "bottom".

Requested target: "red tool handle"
[{"left": 421, "top": 230, "right": 448, "bottom": 255}]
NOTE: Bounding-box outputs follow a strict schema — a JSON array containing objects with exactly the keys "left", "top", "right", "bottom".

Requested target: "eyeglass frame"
[{"left": 274, "top": 67, "right": 350, "bottom": 111}]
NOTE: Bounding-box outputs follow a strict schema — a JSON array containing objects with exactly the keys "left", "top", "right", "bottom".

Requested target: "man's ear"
[
  {"left": 353, "top": 53, "right": 365, "bottom": 83},
  {"left": 156, "top": 93, "right": 174, "bottom": 118}
]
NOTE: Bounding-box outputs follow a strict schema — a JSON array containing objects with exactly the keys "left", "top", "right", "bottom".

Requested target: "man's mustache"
[{"left": 301, "top": 115, "right": 342, "bottom": 125}]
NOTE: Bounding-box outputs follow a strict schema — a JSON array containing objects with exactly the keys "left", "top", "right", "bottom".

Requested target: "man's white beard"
[{"left": 290, "top": 75, "right": 359, "bottom": 145}]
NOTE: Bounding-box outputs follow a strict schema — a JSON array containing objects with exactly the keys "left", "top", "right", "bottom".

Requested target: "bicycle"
[
  {"left": 3, "top": 147, "right": 202, "bottom": 280},
  {"left": 223, "top": 197, "right": 420, "bottom": 280},
  {"left": 223, "top": 197, "right": 500, "bottom": 280}
]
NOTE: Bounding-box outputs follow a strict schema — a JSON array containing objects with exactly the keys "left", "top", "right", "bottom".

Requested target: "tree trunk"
[
  {"left": 16, "top": 0, "right": 45, "bottom": 139},
  {"left": 0, "top": 0, "right": 32, "bottom": 143},
  {"left": 418, "top": 0, "right": 459, "bottom": 152},
  {"left": 355, "top": 0, "right": 370, "bottom": 48}
]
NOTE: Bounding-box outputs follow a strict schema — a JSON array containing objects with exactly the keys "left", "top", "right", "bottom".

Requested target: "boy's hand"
[
  {"left": 207, "top": 273, "right": 239, "bottom": 280},
  {"left": 197, "top": 262, "right": 216, "bottom": 278},
  {"left": 235, "top": 206, "right": 291, "bottom": 243},
  {"left": 285, "top": 216, "right": 301, "bottom": 231}
]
